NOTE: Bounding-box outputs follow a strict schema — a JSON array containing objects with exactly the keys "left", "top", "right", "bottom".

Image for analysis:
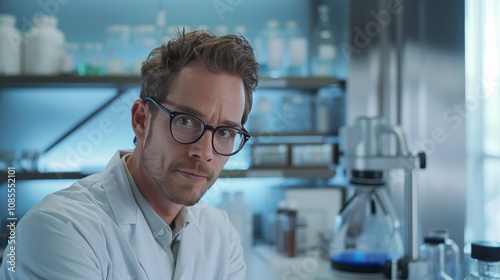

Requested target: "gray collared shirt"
[{"left": 121, "top": 154, "right": 188, "bottom": 278}]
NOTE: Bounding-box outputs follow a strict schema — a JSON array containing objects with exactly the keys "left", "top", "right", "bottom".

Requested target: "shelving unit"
[
  {"left": 0, "top": 75, "right": 342, "bottom": 182},
  {"left": 0, "top": 166, "right": 336, "bottom": 185},
  {"left": 0, "top": 75, "right": 340, "bottom": 90}
]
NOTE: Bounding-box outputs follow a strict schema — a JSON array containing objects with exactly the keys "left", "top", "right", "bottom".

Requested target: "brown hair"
[{"left": 139, "top": 29, "right": 259, "bottom": 125}]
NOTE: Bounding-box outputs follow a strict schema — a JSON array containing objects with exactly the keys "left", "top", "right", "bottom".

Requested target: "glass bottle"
[
  {"left": 131, "top": 25, "right": 157, "bottom": 75},
  {"left": 428, "top": 229, "right": 461, "bottom": 279},
  {"left": 419, "top": 236, "right": 453, "bottom": 280},
  {"left": 284, "top": 20, "right": 308, "bottom": 77},
  {"left": 60, "top": 42, "right": 79, "bottom": 75},
  {"left": 155, "top": 5, "right": 166, "bottom": 44},
  {"left": 79, "top": 42, "right": 104, "bottom": 76},
  {"left": 255, "top": 20, "right": 285, "bottom": 78},
  {"left": 105, "top": 24, "right": 131, "bottom": 75},
  {"left": 465, "top": 241, "right": 500, "bottom": 280},
  {"left": 248, "top": 94, "right": 272, "bottom": 133},
  {"left": 311, "top": 4, "right": 337, "bottom": 77},
  {"left": 234, "top": 191, "right": 253, "bottom": 255},
  {"left": 217, "top": 191, "right": 232, "bottom": 211},
  {"left": 464, "top": 242, "right": 473, "bottom": 277},
  {"left": 276, "top": 200, "right": 297, "bottom": 257}
]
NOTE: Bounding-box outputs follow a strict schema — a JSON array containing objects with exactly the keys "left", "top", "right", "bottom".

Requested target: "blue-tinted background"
[{"left": 0, "top": 0, "right": 347, "bottom": 248}]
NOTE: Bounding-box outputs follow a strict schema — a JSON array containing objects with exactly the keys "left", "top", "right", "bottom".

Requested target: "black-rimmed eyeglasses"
[{"left": 144, "top": 97, "right": 251, "bottom": 156}]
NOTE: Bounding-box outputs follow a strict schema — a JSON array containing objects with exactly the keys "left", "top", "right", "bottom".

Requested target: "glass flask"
[
  {"left": 311, "top": 4, "right": 337, "bottom": 77},
  {"left": 330, "top": 171, "right": 404, "bottom": 273}
]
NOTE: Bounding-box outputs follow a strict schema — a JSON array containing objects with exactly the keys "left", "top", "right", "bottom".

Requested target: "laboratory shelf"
[
  {"left": 0, "top": 167, "right": 336, "bottom": 184},
  {"left": 0, "top": 75, "right": 341, "bottom": 181},
  {"left": 0, "top": 75, "right": 341, "bottom": 90},
  {"left": 221, "top": 167, "right": 336, "bottom": 179}
]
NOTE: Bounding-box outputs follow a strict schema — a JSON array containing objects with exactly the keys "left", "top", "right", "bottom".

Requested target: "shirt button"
[{"left": 158, "top": 229, "right": 164, "bottom": 236}]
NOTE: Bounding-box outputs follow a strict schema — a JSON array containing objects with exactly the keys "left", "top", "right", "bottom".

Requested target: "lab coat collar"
[
  {"left": 103, "top": 150, "right": 138, "bottom": 225},
  {"left": 103, "top": 150, "right": 209, "bottom": 280},
  {"left": 103, "top": 150, "right": 169, "bottom": 279}
]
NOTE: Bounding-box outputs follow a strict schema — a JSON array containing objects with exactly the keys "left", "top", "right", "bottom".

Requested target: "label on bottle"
[
  {"left": 268, "top": 38, "right": 284, "bottom": 68},
  {"left": 315, "top": 97, "right": 330, "bottom": 133},
  {"left": 289, "top": 37, "right": 307, "bottom": 66},
  {"left": 318, "top": 43, "right": 336, "bottom": 60}
]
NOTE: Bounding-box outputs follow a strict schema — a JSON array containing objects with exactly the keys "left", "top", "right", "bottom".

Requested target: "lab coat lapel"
[
  {"left": 130, "top": 217, "right": 169, "bottom": 279},
  {"left": 103, "top": 150, "right": 169, "bottom": 279},
  {"left": 174, "top": 207, "right": 202, "bottom": 280}
]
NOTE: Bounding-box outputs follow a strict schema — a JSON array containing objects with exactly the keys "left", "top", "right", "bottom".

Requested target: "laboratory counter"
[{"left": 246, "top": 245, "right": 388, "bottom": 280}]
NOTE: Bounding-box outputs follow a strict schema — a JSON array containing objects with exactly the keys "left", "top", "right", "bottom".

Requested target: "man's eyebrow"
[{"left": 168, "top": 103, "right": 242, "bottom": 128}]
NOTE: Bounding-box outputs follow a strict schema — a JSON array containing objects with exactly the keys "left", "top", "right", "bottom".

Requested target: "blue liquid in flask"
[{"left": 331, "top": 251, "right": 394, "bottom": 273}]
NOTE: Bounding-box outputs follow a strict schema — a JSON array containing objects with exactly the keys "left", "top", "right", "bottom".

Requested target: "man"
[{"left": 0, "top": 30, "right": 259, "bottom": 279}]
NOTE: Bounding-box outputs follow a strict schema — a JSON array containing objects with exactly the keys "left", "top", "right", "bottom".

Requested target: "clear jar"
[
  {"left": 465, "top": 241, "right": 500, "bottom": 280},
  {"left": 24, "top": 15, "right": 65, "bottom": 75},
  {"left": 428, "top": 229, "right": 461, "bottom": 279},
  {"left": 78, "top": 42, "right": 104, "bottom": 76},
  {"left": 284, "top": 20, "right": 308, "bottom": 77},
  {"left": 255, "top": 20, "right": 286, "bottom": 78},
  {"left": 105, "top": 24, "right": 131, "bottom": 75},
  {"left": 60, "top": 42, "right": 79, "bottom": 74},
  {"left": 464, "top": 242, "right": 473, "bottom": 277},
  {"left": 131, "top": 25, "right": 157, "bottom": 75},
  {"left": 0, "top": 14, "right": 21, "bottom": 75},
  {"left": 419, "top": 236, "right": 453, "bottom": 280},
  {"left": 314, "top": 84, "right": 345, "bottom": 134}
]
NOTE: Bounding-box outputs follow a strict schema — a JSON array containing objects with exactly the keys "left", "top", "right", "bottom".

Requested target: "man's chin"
[{"left": 171, "top": 190, "right": 205, "bottom": 206}]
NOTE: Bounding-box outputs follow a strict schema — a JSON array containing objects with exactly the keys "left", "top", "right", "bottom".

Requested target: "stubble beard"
[{"left": 142, "top": 138, "right": 217, "bottom": 206}]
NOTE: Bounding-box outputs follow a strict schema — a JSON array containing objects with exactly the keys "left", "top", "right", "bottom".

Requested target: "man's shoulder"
[{"left": 26, "top": 173, "right": 110, "bottom": 222}]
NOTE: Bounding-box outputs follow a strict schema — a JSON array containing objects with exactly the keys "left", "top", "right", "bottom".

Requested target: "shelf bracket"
[{"left": 43, "top": 89, "right": 127, "bottom": 154}]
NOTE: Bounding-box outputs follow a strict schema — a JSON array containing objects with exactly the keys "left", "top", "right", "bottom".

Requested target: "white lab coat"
[{"left": 0, "top": 150, "right": 246, "bottom": 280}]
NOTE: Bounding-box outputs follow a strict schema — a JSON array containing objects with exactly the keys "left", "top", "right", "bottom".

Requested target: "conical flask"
[{"left": 330, "top": 170, "right": 404, "bottom": 273}]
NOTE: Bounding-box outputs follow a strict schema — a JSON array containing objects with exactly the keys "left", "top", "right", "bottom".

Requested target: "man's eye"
[
  {"left": 177, "top": 116, "right": 198, "bottom": 127},
  {"left": 217, "top": 128, "right": 238, "bottom": 139},
  {"left": 217, "top": 129, "right": 229, "bottom": 137}
]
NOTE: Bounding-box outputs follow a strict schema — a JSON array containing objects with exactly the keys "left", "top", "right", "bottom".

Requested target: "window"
[{"left": 465, "top": 0, "right": 500, "bottom": 242}]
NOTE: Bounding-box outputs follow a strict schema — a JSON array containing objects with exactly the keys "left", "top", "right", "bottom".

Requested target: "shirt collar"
[{"left": 120, "top": 153, "right": 189, "bottom": 238}]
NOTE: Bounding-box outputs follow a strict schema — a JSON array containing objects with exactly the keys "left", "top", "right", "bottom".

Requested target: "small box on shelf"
[
  {"left": 291, "top": 144, "right": 334, "bottom": 167},
  {"left": 251, "top": 144, "right": 289, "bottom": 167}
]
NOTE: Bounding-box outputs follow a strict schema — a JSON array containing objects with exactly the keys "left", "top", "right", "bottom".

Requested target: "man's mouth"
[{"left": 177, "top": 169, "right": 208, "bottom": 182}]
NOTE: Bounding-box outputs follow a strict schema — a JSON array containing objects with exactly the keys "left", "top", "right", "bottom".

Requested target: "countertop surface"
[{"left": 246, "top": 245, "right": 388, "bottom": 280}]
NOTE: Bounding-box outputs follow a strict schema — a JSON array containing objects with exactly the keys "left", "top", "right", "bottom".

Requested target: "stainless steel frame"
[{"left": 346, "top": 0, "right": 466, "bottom": 260}]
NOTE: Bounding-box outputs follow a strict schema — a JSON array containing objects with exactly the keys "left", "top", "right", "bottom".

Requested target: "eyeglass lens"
[{"left": 171, "top": 114, "right": 245, "bottom": 155}]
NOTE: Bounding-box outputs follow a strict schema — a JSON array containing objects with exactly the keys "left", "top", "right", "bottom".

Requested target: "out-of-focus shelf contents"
[
  {"left": 1, "top": 1, "right": 348, "bottom": 79},
  {"left": 0, "top": 75, "right": 341, "bottom": 90},
  {"left": 251, "top": 143, "right": 338, "bottom": 168},
  {"left": 0, "top": 76, "right": 342, "bottom": 181}
]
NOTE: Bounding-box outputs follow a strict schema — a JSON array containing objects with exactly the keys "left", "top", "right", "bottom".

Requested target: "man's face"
[{"left": 142, "top": 63, "right": 245, "bottom": 206}]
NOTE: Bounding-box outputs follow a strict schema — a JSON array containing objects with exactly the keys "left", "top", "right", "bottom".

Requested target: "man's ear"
[{"left": 131, "top": 99, "right": 149, "bottom": 145}]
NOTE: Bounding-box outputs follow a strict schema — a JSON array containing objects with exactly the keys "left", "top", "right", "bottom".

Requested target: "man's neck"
[{"left": 125, "top": 152, "right": 183, "bottom": 225}]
